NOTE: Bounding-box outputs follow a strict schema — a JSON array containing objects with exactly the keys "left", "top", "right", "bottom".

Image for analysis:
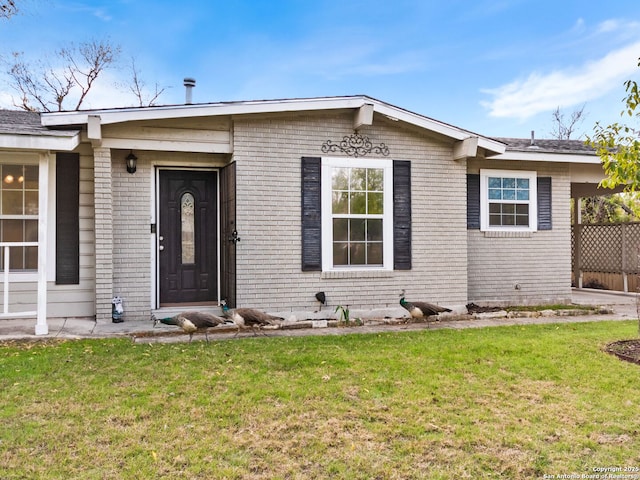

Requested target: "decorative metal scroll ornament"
[{"left": 321, "top": 132, "right": 390, "bottom": 157}]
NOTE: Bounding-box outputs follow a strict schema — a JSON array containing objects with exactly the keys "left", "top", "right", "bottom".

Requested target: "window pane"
[
  {"left": 350, "top": 243, "right": 366, "bottom": 264},
  {"left": 181, "top": 193, "right": 195, "bottom": 264},
  {"left": 25, "top": 191, "right": 38, "bottom": 215},
  {"left": 488, "top": 177, "right": 501, "bottom": 188},
  {"left": 24, "top": 165, "right": 38, "bottom": 190},
  {"left": 503, "top": 189, "right": 515, "bottom": 200},
  {"left": 350, "top": 219, "right": 365, "bottom": 241},
  {"left": 332, "top": 168, "right": 349, "bottom": 191},
  {"left": 489, "top": 214, "right": 501, "bottom": 226},
  {"left": 488, "top": 188, "right": 501, "bottom": 200},
  {"left": 367, "top": 219, "right": 383, "bottom": 241},
  {"left": 2, "top": 165, "right": 23, "bottom": 190},
  {"left": 367, "top": 243, "right": 383, "bottom": 265},
  {"left": 2, "top": 219, "right": 22, "bottom": 242},
  {"left": 502, "top": 178, "right": 515, "bottom": 188},
  {"left": 502, "top": 204, "right": 515, "bottom": 214},
  {"left": 367, "top": 169, "right": 383, "bottom": 191},
  {"left": 350, "top": 192, "right": 366, "bottom": 214},
  {"left": 489, "top": 203, "right": 501, "bottom": 214},
  {"left": 333, "top": 242, "right": 348, "bottom": 265},
  {"left": 25, "top": 220, "right": 38, "bottom": 242},
  {"left": 25, "top": 247, "right": 37, "bottom": 269},
  {"left": 516, "top": 190, "right": 529, "bottom": 201},
  {"left": 349, "top": 168, "right": 367, "bottom": 191},
  {"left": 332, "top": 192, "right": 349, "bottom": 214},
  {"left": 368, "top": 192, "right": 383, "bottom": 214},
  {"left": 333, "top": 218, "right": 348, "bottom": 241},
  {"left": 3, "top": 191, "right": 22, "bottom": 215},
  {"left": 516, "top": 178, "right": 529, "bottom": 189}
]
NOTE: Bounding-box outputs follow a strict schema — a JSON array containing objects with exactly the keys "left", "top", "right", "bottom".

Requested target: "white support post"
[
  {"left": 3, "top": 246, "right": 9, "bottom": 315},
  {"left": 35, "top": 154, "right": 49, "bottom": 335}
]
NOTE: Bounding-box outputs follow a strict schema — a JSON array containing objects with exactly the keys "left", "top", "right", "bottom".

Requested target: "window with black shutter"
[
  {"left": 301, "top": 157, "right": 412, "bottom": 271},
  {"left": 466, "top": 172, "right": 552, "bottom": 231}
]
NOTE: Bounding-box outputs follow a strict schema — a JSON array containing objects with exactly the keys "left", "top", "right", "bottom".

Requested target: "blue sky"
[{"left": 1, "top": 0, "right": 639, "bottom": 138}]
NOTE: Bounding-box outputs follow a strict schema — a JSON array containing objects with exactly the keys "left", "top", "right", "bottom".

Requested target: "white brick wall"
[
  {"left": 39, "top": 112, "right": 575, "bottom": 322},
  {"left": 467, "top": 159, "right": 572, "bottom": 305},
  {"left": 232, "top": 112, "right": 469, "bottom": 313},
  {"left": 111, "top": 150, "right": 152, "bottom": 321}
]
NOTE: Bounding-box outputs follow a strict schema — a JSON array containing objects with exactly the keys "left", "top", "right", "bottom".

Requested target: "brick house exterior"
[{"left": 0, "top": 97, "right": 607, "bottom": 334}]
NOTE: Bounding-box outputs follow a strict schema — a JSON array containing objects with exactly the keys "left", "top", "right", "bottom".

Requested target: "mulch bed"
[{"left": 605, "top": 339, "right": 640, "bottom": 365}]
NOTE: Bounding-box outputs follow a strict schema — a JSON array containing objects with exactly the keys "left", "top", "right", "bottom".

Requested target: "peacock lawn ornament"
[
  {"left": 152, "top": 311, "right": 227, "bottom": 342},
  {"left": 220, "top": 299, "right": 284, "bottom": 336},
  {"left": 399, "top": 290, "right": 452, "bottom": 322}
]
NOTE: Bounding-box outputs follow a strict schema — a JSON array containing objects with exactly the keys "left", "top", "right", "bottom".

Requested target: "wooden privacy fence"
[{"left": 572, "top": 222, "right": 640, "bottom": 292}]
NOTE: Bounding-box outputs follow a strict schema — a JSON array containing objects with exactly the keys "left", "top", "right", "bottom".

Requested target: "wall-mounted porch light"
[{"left": 126, "top": 151, "right": 137, "bottom": 174}]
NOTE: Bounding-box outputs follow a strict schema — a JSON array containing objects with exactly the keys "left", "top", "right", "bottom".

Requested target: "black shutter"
[
  {"left": 393, "top": 160, "right": 411, "bottom": 270},
  {"left": 537, "top": 176, "right": 552, "bottom": 230},
  {"left": 56, "top": 152, "right": 80, "bottom": 284},
  {"left": 301, "top": 157, "right": 322, "bottom": 271},
  {"left": 467, "top": 174, "right": 480, "bottom": 229}
]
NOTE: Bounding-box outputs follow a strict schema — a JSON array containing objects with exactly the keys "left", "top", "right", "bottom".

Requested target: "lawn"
[{"left": 1, "top": 320, "right": 639, "bottom": 479}]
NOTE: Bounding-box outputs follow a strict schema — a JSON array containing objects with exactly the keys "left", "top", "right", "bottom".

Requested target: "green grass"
[{"left": 1, "top": 321, "right": 640, "bottom": 479}]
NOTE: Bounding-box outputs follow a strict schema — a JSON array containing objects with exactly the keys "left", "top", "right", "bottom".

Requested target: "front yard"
[{"left": 1, "top": 320, "right": 639, "bottom": 479}]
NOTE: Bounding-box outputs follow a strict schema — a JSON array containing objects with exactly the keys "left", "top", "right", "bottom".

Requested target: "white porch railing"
[{"left": 0, "top": 241, "right": 47, "bottom": 334}]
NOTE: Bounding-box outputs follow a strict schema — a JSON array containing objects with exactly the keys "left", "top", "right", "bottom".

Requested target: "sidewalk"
[{"left": 0, "top": 288, "right": 637, "bottom": 343}]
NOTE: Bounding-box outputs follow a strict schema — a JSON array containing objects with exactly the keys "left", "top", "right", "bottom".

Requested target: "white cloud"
[{"left": 481, "top": 41, "right": 640, "bottom": 119}]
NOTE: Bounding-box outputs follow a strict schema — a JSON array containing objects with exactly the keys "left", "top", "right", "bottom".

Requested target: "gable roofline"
[{"left": 40, "top": 95, "right": 506, "bottom": 156}]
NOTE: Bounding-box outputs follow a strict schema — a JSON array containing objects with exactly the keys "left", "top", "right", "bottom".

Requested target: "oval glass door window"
[{"left": 181, "top": 192, "right": 195, "bottom": 264}]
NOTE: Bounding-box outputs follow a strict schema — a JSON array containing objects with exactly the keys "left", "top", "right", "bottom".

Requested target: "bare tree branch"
[
  {"left": 125, "top": 57, "right": 166, "bottom": 107},
  {"left": 3, "top": 39, "right": 121, "bottom": 111},
  {"left": 550, "top": 104, "right": 586, "bottom": 140},
  {"left": 0, "top": 0, "right": 18, "bottom": 19}
]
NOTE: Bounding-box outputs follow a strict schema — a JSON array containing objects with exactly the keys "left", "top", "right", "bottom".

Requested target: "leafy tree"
[{"left": 587, "top": 58, "right": 640, "bottom": 191}]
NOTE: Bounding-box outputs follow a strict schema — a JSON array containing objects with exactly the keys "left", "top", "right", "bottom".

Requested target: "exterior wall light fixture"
[{"left": 126, "top": 151, "right": 137, "bottom": 174}]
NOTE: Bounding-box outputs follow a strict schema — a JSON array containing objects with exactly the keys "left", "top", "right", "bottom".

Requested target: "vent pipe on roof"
[
  {"left": 530, "top": 130, "right": 535, "bottom": 146},
  {"left": 184, "top": 78, "right": 196, "bottom": 104}
]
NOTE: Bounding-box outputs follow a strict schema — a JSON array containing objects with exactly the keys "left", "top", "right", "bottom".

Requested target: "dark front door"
[{"left": 159, "top": 170, "right": 218, "bottom": 305}]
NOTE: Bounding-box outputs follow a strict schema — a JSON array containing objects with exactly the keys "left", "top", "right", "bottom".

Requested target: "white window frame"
[
  {"left": 480, "top": 169, "right": 538, "bottom": 232},
  {"left": 321, "top": 157, "right": 393, "bottom": 271},
  {"left": 0, "top": 153, "right": 53, "bottom": 282}
]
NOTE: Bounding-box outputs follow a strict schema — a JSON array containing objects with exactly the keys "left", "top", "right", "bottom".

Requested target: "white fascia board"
[
  {"left": 490, "top": 151, "right": 600, "bottom": 164},
  {"left": 371, "top": 102, "right": 505, "bottom": 155},
  {"left": 39, "top": 95, "right": 506, "bottom": 155},
  {"left": 40, "top": 97, "right": 370, "bottom": 127},
  {"left": 0, "top": 133, "right": 80, "bottom": 151}
]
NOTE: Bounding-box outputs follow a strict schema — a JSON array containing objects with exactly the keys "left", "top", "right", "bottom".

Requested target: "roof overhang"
[
  {"left": 0, "top": 131, "right": 81, "bottom": 152},
  {"left": 41, "top": 95, "right": 507, "bottom": 157},
  {"left": 490, "top": 150, "right": 600, "bottom": 164}
]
